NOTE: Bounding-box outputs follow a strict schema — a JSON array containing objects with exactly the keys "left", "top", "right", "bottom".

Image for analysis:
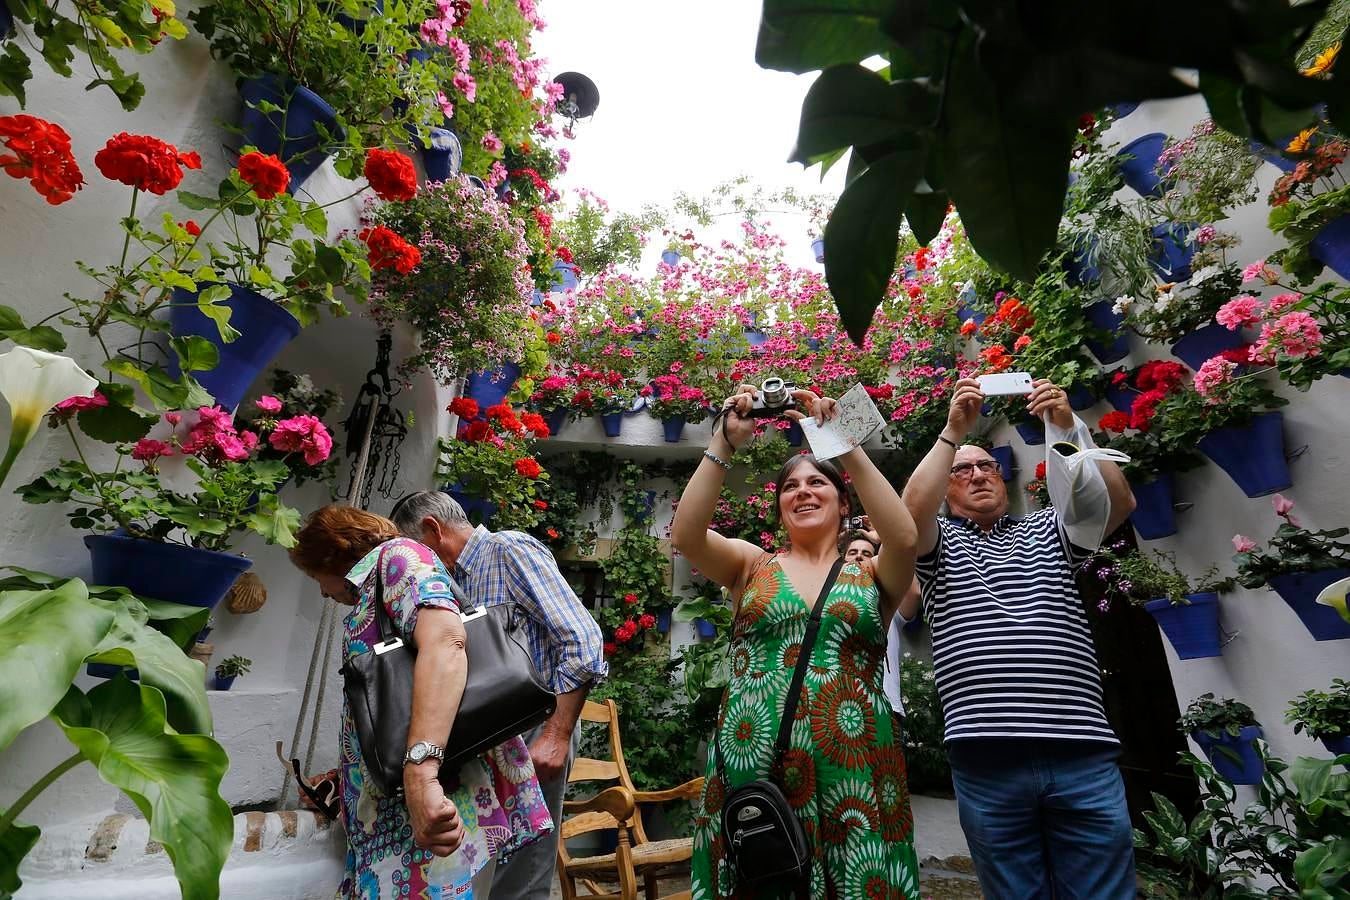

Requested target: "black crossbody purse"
[
  {"left": 341, "top": 550, "right": 557, "bottom": 796},
  {"left": 717, "top": 556, "right": 844, "bottom": 895}
]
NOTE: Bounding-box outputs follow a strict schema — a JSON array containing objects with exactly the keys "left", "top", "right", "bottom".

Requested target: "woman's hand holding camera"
[{"left": 717, "top": 386, "right": 839, "bottom": 451}]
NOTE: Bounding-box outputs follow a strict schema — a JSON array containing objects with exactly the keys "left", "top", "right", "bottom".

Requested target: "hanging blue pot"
[
  {"left": 695, "top": 618, "right": 717, "bottom": 640},
  {"left": 987, "top": 445, "right": 1014, "bottom": 482},
  {"left": 1065, "top": 236, "right": 1101, "bottom": 286},
  {"left": 213, "top": 675, "right": 238, "bottom": 692},
  {"left": 168, "top": 283, "right": 300, "bottom": 412},
  {"left": 600, "top": 412, "right": 623, "bottom": 438},
  {"left": 1015, "top": 420, "right": 1045, "bottom": 446},
  {"left": 811, "top": 238, "right": 825, "bottom": 263},
  {"left": 543, "top": 407, "right": 568, "bottom": 437},
  {"left": 1249, "top": 140, "right": 1298, "bottom": 173},
  {"left": 1309, "top": 214, "right": 1350, "bottom": 282},
  {"left": 956, "top": 286, "right": 986, "bottom": 326},
  {"left": 1322, "top": 734, "right": 1350, "bottom": 755},
  {"left": 630, "top": 490, "right": 656, "bottom": 525},
  {"left": 745, "top": 328, "right": 768, "bottom": 347},
  {"left": 0, "top": 0, "right": 12, "bottom": 40},
  {"left": 1085, "top": 301, "right": 1130, "bottom": 364},
  {"left": 656, "top": 609, "right": 672, "bottom": 634},
  {"left": 1111, "top": 101, "right": 1140, "bottom": 119},
  {"left": 331, "top": 0, "right": 383, "bottom": 32},
  {"left": 238, "top": 75, "right": 343, "bottom": 194},
  {"left": 1066, "top": 385, "right": 1096, "bottom": 411},
  {"left": 1197, "top": 411, "right": 1291, "bottom": 498},
  {"left": 1267, "top": 568, "right": 1350, "bottom": 641},
  {"left": 660, "top": 249, "right": 681, "bottom": 267},
  {"left": 464, "top": 362, "right": 521, "bottom": 409},
  {"left": 1116, "top": 132, "right": 1169, "bottom": 198},
  {"left": 419, "top": 127, "right": 462, "bottom": 183},
  {"left": 552, "top": 259, "right": 579, "bottom": 292},
  {"left": 1144, "top": 593, "right": 1221, "bottom": 659},
  {"left": 85, "top": 534, "right": 253, "bottom": 610},
  {"left": 1130, "top": 475, "right": 1178, "bottom": 540},
  {"left": 1194, "top": 725, "right": 1265, "bottom": 785},
  {"left": 1170, "top": 323, "right": 1244, "bottom": 370},
  {"left": 1149, "top": 222, "right": 1195, "bottom": 281},
  {"left": 785, "top": 420, "right": 803, "bottom": 447},
  {"left": 444, "top": 487, "right": 496, "bottom": 526},
  {"left": 1105, "top": 382, "right": 1134, "bottom": 414},
  {"left": 661, "top": 416, "right": 686, "bottom": 443}
]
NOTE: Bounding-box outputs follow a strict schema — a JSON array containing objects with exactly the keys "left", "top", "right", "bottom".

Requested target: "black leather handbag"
[
  {"left": 717, "top": 557, "right": 844, "bottom": 896},
  {"left": 341, "top": 551, "right": 556, "bottom": 796}
]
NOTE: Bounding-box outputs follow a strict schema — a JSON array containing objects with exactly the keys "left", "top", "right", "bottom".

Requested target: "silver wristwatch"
[{"left": 403, "top": 741, "right": 446, "bottom": 767}]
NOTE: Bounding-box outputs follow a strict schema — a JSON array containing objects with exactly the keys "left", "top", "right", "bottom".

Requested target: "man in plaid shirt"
[{"left": 393, "top": 490, "right": 607, "bottom": 898}]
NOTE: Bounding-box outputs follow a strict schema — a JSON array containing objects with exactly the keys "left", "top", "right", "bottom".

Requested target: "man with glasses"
[
  {"left": 899, "top": 377, "right": 1137, "bottom": 899},
  {"left": 389, "top": 490, "right": 606, "bottom": 899}
]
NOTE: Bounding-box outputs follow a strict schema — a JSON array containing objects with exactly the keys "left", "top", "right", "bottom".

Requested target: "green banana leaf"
[
  {"left": 50, "top": 678, "right": 232, "bottom": 900},
  {"left": 0, "top": 817, "right": 40, "bottom": 899}
]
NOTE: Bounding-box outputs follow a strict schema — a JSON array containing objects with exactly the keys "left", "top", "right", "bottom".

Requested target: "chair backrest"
[{"left": 559, "top": 698, "right": 651, "bottom": 850}]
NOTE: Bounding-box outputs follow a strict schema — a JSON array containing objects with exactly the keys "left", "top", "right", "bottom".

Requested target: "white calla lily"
[
  {"left": 1315, "top": 576, "right": 1350, "bottom": 625},
  {"left": 0, "top": 345, "right": 99, "bottom": 488}
]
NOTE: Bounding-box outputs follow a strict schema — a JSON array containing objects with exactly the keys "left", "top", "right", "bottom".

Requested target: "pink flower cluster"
[
  {"left": 271, "top": 415, "right": 333, "bottom": 465},
  {"left": 130, "top": 405, "right": 333, "bottom": 468},
  {"left": 1213, "top": 292, "right": 1323, "bottom": 363},
  {"left": 1193, "top": 357, "right": 1237, "bottom": 403}
]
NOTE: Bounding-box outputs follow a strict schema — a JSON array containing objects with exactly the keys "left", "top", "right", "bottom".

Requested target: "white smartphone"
[{"left": 977, "top": 371, "right": 1035, "bottom": 397}]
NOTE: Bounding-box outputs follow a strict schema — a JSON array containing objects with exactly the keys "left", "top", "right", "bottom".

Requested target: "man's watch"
[{"left": 403, "top": 741, "right": 446, "bottom": 767}]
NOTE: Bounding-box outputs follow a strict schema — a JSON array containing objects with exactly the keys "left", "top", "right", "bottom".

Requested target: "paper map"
[{"left": 800, "top": 383, "right": 885, "bottom": 461}]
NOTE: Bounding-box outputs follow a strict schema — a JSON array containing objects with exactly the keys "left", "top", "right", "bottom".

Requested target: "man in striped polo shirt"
[{"left": 900, "top": 376, "right": 1137, "bottom": 899}]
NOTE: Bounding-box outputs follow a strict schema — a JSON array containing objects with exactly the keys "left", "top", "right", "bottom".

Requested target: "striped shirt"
[
  {"left": 455, "top": 526, "right": 608, "bottom": 694},
  {"left": 915, "top": 508, "right": 1117, "bottom": 746}
]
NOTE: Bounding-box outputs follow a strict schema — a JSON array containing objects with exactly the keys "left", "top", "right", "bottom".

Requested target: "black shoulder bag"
[
  {"left": 717, "top": 556, "right": 844, "bottom": 895},
  {"left": 340, "top": 551, "right": 557, "bottom": 796}
]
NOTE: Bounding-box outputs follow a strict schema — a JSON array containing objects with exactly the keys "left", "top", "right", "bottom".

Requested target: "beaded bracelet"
[{"left": 703, "top": 450, "right": 732, "bottom": 471}]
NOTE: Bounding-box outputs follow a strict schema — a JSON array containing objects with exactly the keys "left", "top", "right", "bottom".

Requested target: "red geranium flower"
[
  {"left": 547, "top": 527, "right": 560, "bottom": 540},
  {"left": 361, "top": 225, "right": 421, "bottom": 274},
  {"left": 364, "top": 148, "right": 418, "bottom": 201},
  {"left": 545, "top": 331, "right": 562, "bottom": 344},
  {"left": 979, "top": 346, "right": 1012, "bottom": 372},
  {"left": 237, "top": 151, "right": 290, "bottom": 199},
  {"left": 1129, "top": 389, "right": 1168, "bottom": 431},
  {"left": 623, "top": 593, "right": 638, "bottom": 605},
  {"left": 461, "top": 420, "right": 493, "bottom": 442},
  {"left": 533, "top": 499, "right": 548, "bottom": 510},
  {"left": 959, "top": 319, "right": 978, "bottom": 337},
  {"left": 183, "top": 220, "right": 201, "bottom": 236},
  {"left": 448, "top": 397, "right": 479, "bottom": 419},
  {"left": 520, "top": 412, "right": 550, "bottom": 438},
  {"left": 555, "top": 246, "right": 574, "bottom": 264},
  {"left": 269, "top": 415, "right": 333, "bottom": 465},
  {"left": 1098, "top": 411, "right": 1130, "bottom": 434},
  {"left": 1035, "top": 461, "right": 1047, "bottom": 480},
  {"left": 0, "top": 115, "right": 84, "bottom": 205},
  {"left": 514, "top": 457, "right": 543, "bottom": 478},
  {"left": 638, "top": 613, "right": 656, "bottom": 630},
  {"left": 95, "top": 132, "right": 200, "bottom": 194}
]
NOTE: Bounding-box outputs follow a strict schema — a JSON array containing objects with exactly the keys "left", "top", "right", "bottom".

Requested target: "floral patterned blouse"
[{"left": 338, "top": 537, "right": 553, "bottom": 899}]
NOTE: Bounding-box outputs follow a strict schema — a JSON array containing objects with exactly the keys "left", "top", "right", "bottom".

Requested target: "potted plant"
[
  {"left": 367, "top": 175, "right": 536, "bottom": 383},
  {"left": 1179, "top": 693, "right": 1265, "bottom": 785},
  {"left": 1266, "top": 137, "right": 1350, "bottom": 282},
  {"left": 1155, "top": 120, "right": 1262, "bottom": 226},
  {"left": 434, "top": 404, "right": 549, "bottom": 529},
  {"left": 1232, "top": 495, "right": 1350, "bottom": 641},
  {"left": 1117, "top": 254, "right": 1246, "bottom": 367},
  {"left": 1092, "top": 402, "right": 1203, "bottom": 540},
  {"left": 213, "top": 654, "right": 252, "bottom": 691},
  {"left": 570, "top": 365, "right": 642, "bottom": 438},
  {"left": 1148, "top": 362, "right": 1291, "bottom": 498},
  {"left": 235, "top": 370, "right": 344, "bottom": 490},
  {"left": 526, "top": 372, "right": 576, "bottom": 436},
  {"left": 17, "top": 403, "right": 328, "bottom": 609},
  {"left": 1082, "top": 543, "right": 1234, "bottom": 658},
  {"left": 1286, "top": 679, "right": 1350, "bottom": 756},
  {"left": 1023, "top": 460, "right": 1051, "bottom": 510},
  {"left": 1212, "top": 275, "right": 1349, "bottom": 391},
  {"left": 644, "top": 369, "right": 713, "bottom": 443}
]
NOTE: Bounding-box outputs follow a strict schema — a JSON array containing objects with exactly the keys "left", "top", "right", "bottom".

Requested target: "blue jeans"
[{"left": 948, "top": 739, "right": 1135, "bottom": 900}]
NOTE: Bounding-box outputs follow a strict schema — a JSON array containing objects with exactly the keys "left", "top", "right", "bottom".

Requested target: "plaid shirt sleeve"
[{"left": 499, "top": 531, "right": 608, "bottom": 693}]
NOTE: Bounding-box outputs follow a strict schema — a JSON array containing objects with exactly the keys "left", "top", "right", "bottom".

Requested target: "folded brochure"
[{"left": 799, "top": 383, "right": 885, "bottom": 461}]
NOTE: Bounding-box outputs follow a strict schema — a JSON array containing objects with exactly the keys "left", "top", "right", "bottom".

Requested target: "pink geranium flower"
[
  {"left": 52, "top": 391, "right": 108, "bottom": 414},
  {"left": 1193, "top": 357, "right": 1237, "bottom": 402},
  {"left": 1272, "top": 494, "right": 1295, "bottom": 516},
  {"left": 1232, "top": 534, "right": 1257, "bottom": 553},
  {"left": 270, "top": 415, "right": 334, "bottom": 465},
  {"left": 255, "top": 395, "right": 283, "bottom": 414},
  {"left": 131, "top": 438, "right": 173, "bottom": 462},
  {"left": 1215, "top": 295, "right": 1263, "bottom": 331}
]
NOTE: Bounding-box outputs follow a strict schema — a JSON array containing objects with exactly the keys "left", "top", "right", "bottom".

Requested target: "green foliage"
[
  {"left": 435, "top": 433, "right": 547, "bottom": 532},
  {"left": 1179, "top": 693, "right": 1259, "bottom": 741},
  {"left": 598, "top": 528, "right": 670, "bottom": 612},
  {"left": 1082, "top": 543, "right": 1234, "bottom": 609},
  {"left": 1287, "top": 679, "right": 1350, "bottom": 742},
  {"left": 1134, "top": 746, "right": 1350, "bottom": 899},
  {"left": 214, "top": 655, "right": 251, "bottom": 679},
  {"left": 1233, "top": 520, "right": 1350, "bottom": 589},
  {"left": 1270, "top": 183, "right": 1350, "bottom": 283},
  {"left": 0, "top": 0, "right": 185, "bottom": 109},
  {"left": 897, "top": 655, "right": 951, "bottom": 795},
  {"left": 0, "top": 577, "right": 228, "bottom": 899},
  {"left": 553, "top": 196, "right": 663, "bottom": 284}
]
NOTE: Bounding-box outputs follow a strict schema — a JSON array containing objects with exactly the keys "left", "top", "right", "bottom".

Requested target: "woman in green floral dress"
[{"left": 672, "top": 388, "right": 921, "bottom": 899}]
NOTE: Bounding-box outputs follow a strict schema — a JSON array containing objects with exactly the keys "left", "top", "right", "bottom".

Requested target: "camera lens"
[{"left": 760, "top": 378, "right": 786, "bottom": 407}]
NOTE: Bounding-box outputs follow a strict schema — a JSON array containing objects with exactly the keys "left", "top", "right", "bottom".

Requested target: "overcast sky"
[{"left": 534, "top": 0, "right": 844, "bottom": 266}]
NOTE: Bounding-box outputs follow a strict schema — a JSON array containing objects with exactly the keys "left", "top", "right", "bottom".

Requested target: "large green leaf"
[
  {"left": 905, "top": 188, "right": 949, "bottom": 246},
  {"left": 0, "top": 582, "right": 115, "bottom": 753},
  {"left": 756, "top": 0, "right": 894, "bottom": 73},
  {"left": 938, "top": 37, "right": 1076, "bottom": 281},
  {"left": 0, "top": 817, "right": 40, "bottom": 898},
  {"left": 51, "top": 679, "right": 232, "bottom": 900},
  {"left": 824, "top": 148, "right": 927, "bottom": 344},
  {"left": 789, "top": 65, "right": 933, "bottom": 164}
]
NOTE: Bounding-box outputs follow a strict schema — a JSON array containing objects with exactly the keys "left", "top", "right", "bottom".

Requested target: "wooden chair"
[{"left": 556, "top": 698, "right": 704, "bottom": 900}]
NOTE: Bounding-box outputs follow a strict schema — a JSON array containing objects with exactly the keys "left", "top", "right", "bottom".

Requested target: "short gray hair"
[{"left": 390, "top": 490, "right": 471, "bottom": 537}]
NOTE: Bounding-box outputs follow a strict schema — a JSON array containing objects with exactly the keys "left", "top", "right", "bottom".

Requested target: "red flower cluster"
[
  {"left": 864, "top": 384, "right": 894, "bottom": 402},
  {"left": 448, "top": 397, "right": 479, "bottom": 419},
  {"left": 990, "top": 298, "right": 1034, "bottom": 334},
  {"left": 461, "top": 420, "right": 493, "bottom": 442},
  {"left": 638, "top": 613, "right": 656, "bottom": 630},
  {"left": 533, "top": 499, "right": 548, "bottom": 510},
  {"left": 183, "top": 220, "right": 202, "bottom": 236},
  {"left": 555, "top": 246, "right": 574, "bottom": 264},
  {"left": 361, "top": 225, "right": 421, "bottom": 274},
  {"left": 1135, "top": 360, "right": 1188, "bottom": 392},
  {"left": 364, "top": 148, "right": 418, "bottom": 201},
  {"left": 519, "top": 411, "right": 551, "bottom": 438},
  {"left": 1098, "top": 411, "right": 1131, "bottom": 434},
  {"left": 514, "top": 457, "right": 542, "bottom": 479},
  {"left": 622, "top": 593, "right": 638, "bottom": 605},
  {"left": 95, "top": 132, "right": 200, "bottom": 195},
  {"left": 1035, "top": 461, "right": 1047, "bottom": 480},
  {"left": 979, "top": 346, "right": 1012, "bottom": 372},
  {"left": 237, "top": 151, "right": 289, "bottom": 199},
  {"left": 0, "top": 115, "right": 84, "bottom": 205},
  {"left": 614, "top": 619, "right": 639, "bottom": 642}
]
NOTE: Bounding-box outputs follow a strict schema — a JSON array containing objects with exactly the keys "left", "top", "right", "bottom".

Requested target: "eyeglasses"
[{"left": 950, "top": 460, "right": 1002, "bottom": 479}]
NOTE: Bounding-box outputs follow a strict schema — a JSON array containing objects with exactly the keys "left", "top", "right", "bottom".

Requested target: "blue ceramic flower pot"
[
  {"left": 1015, "top": 420, "right": 1045, "bottom": 446},
  {"left": 1105, "top": 382, "right": 1134, "bottom": 413},
  {"left": 85, "top": 534, "right": 253, "bottom": 610},
  {"left": 660, "top": 249, "right": 680, "bottom": 267},
  {"left": 956, "top": 290, "right": 986, "bottom": 326},
  {"left": 1149, "top": 222, "right": 1195, "bottom": 281},
  {"left": 214, "top": 675, "right": 238, "bottom": 691},
  {"left": 419, "top": 127, "right": 462, "bottom": 183},
  {"left": 1066, "top": 385, "right": 1096, "bottom": 411},
  {"left": 656, "top": 609, "right": 672, "bottom": 634},
  {"left": 745, "top": 329, "right": 768, "bottom": 347},
  {"left": 785, "top": 420, "right": 803, "bottom": 447},
  {"left": 630, "top": 490, "right": 656, "bottom": 525},
  {"left": 238, "top": 75, "right": 343, "bottom": 194},
  {"left": 661, "top": 416, "right": 686, "bottom": 443},
  {"left": 1085, "top": 301, "right": 1129, "bottom": 364},
  {"left": 811, "top": 238, "right": 825, "bottom": 264},
  {"left": 1194, "top": 725, "right": 1265, "bottom": 785},
  {"left": 445, "top": 487, "right": 496, "bottom": 526},
  {"left": 1116, "top": 132, "right": 1169, "bottom": 198},
  {"left": 1267, "top": 568, "right": 1350, "bottom": 641},
  {"left": 331, "top": 0, "right": 383, "bottom": 32},
  {"left": 543, "top": 407, "right": 568, "bottom": 437},
  {"left": 600, "top": 412, "right": 623, "bottom": 438},
  {"left": 0, "top": 1, "right": 12, "bottom": 40},
  {"left": 1309, "top": 214, "right": 1350, "bottom": 282},
  {"left": 1322, "top": 734, "right": 1350, "bottom": 756},
  {"left": 464, "top": 362, "right": 521, "bottom": 409},
  {"left": 987, "top": 445, "right": 1014, "bottom": 482},
  {"left": 552, "top": 260, "right": 578, "bottom": 292},
  {"left": 695, "top": 618, "right": 717, "bottom": 640},
  {"left": 1170, "top": 323, "right": 1243, "bottom": 370},
  {"left": 1143, "top": 593, "right": 1220, "bottom": 659},
  {"left": 1065, "top": 236, "right": 1101, "bottom": 287},
  {"left": 1111, "top": 101, "right": 1140, "bottom": 119},
  {"left": 169, "top": 283, "right": 301, "bottom": 412},
  {"left": 1130, "top": 474, "right": 1177, "bottom": 540},
  {"left": 1197, "top": 411, "right": 1291, "bottom": 498}
]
